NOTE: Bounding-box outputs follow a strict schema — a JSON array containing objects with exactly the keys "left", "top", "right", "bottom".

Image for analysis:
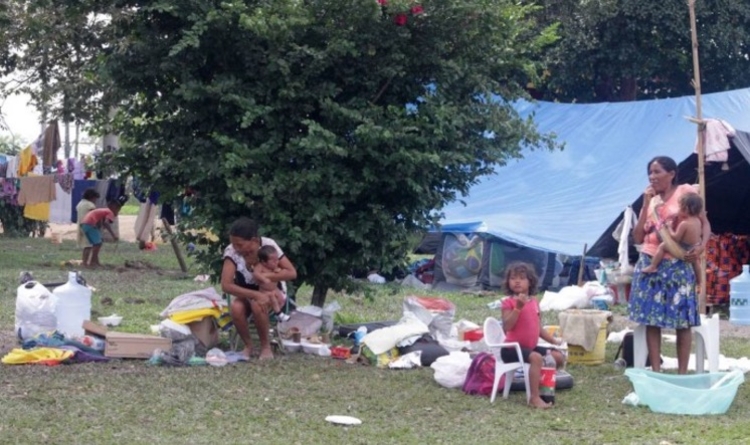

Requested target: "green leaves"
[{"left": 91, "top": 0, "right": 558, "bottom": 304}]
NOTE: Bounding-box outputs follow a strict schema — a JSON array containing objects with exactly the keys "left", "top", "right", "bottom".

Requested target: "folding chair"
[
  {"left": 223, "top": 289, "right": 294, "bottom": 353},
  {"left": 483, "top": 316, "right": 531, "bottom": 403}
]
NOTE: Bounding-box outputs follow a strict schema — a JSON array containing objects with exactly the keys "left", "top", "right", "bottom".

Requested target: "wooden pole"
[
  {"left": 161, "top": 218, "right": 188, "bottom": 273},
  {"left": 577, "top": 243, "right": 587, "bottom": 287},
  {"left": 688, "top": 0, "right": 707, "bottom": 313}
]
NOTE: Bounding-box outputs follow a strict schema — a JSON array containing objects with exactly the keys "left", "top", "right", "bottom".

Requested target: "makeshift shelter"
[
  {"left": 429, "top": 87, "right": 750, "bottom": 293},
  {"left": 421, "top": 222, "right": 562, "bottom": 292}
]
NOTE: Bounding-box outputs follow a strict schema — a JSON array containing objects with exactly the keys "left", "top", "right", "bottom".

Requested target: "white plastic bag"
[
  {"left": 205, "top": 348, "right": 228, "bottom": 367},
  {"left": 430, "top": 351, "right": 472, "bottom": 388},
  {"left": 321, "top": 300, "right": 341, "bottom": 334},
  {"left": 403, "top": 295, "right": 456, "bottom": 339},
  {"left": 15, "top": 281, "right": 57, "bottom": 340}
]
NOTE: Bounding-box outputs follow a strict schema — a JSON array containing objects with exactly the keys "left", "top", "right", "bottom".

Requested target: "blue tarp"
[{"left": 439, "top": 87, "right": 750, "bottom": 256}]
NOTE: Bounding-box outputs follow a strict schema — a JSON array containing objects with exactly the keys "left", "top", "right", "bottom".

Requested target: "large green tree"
[
  {"left": 99, "top": 0, "right": 555, "bottom": 305},
  {"left": 533, "top": 0, "right": 750, "bottom": 102}
]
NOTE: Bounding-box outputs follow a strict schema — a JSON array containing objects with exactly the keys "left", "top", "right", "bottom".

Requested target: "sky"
[
  {"left": 1, "top": 85, "right": 97, "bottom": 154},
  {"left": 0, "top": 91, "right": 45, "bottom": 144}
]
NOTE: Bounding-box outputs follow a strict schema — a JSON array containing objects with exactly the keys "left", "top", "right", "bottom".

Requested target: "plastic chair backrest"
[{"left": 483, "top": 316, "right": 506, "bottom": 347}]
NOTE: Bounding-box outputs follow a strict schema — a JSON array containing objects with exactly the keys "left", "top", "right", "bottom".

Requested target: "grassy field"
[{"left": 1, "top": 237, "right": 750, "bottom": 445}]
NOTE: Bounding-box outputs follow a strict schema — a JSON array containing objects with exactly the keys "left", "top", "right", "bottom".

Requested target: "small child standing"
[
  {"left": 80, "top": 200, "right": 121, "bottom": 268},
  {"left": 641, "top": 193, "right": 703, "bottom": 283},
  {"left": 254, "top": 245, "right": 290, "bottom": 322},
  {"left": 500, "top": 262, "right": 564, "bottom": 409},
  {"left": 76, "top": 188, "right": 100, "bottom": 266}
]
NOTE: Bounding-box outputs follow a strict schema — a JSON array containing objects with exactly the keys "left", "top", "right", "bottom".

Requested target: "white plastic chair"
[{"left": 483, "top": 317, "right": 531, "bottom": 403}]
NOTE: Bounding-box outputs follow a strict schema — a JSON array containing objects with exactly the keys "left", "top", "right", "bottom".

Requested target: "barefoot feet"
[
  {"left": 259, "top": 347, "right": 274, "bottom": 360},
  {"left": 529, "top": 396, "right": 552, "bottom": 409}
]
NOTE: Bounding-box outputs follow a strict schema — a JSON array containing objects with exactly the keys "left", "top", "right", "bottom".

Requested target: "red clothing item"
[
  {"left": 501, "top": 296, "right": 541, "bottom": 350},
  {"left": 81, "top": 208, "right": 114, "bottom": 226}
]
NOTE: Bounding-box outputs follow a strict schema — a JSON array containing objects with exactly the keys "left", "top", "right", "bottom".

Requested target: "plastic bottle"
[
  {"left": 53, "top": 272, "right": 92, "bottom": 338},
  {"left": 540, "top": 350, "right": 556, "bottom": 405},
  {"left": 730, "top": 265, "right": 750, "bottom": 326}
]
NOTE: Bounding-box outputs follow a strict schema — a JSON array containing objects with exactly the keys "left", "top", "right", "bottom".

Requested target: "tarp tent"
[
  {"left": 429, "top": 87, "right": 750, "bottom": 289},
  {"left": 425, "top": 222, "right": 562, "bottom": 292}
]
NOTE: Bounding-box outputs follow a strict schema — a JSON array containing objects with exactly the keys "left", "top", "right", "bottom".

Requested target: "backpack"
[
  {"left": 615, "top": 332, "right": 662, "bottom": 367},
  {"left": 462, "top": 352, "right": 499, "bottom": 396}
]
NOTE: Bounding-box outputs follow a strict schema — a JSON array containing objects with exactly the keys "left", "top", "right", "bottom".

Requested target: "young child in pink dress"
[{"left": 500, "top": 262, "right": 564, "bottom": 409}]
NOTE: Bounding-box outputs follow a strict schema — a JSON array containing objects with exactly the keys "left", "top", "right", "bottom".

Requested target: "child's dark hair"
[
  {"left": 679, "top": 193, "right": 703, "bottom": 216},
  {"left": 502, "top": 261, "right": 539, "bottom": 295},
  {"left": 258, "top": 245, "right": 277, "bottom": 263},
  {"left": 107, "top": 200, "right": 122, "bottom": 209},
  {"left": 229, "top": 217, "right": 259, "bottom": 240},
  {"left": 82, "top": 188, "right": 100, "bottom": 201}
]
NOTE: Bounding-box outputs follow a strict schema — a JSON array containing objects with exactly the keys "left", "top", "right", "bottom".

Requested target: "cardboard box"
[
  {"left": 105, "top": 332, "right": 172, "bottom": 359},
  {"left": 83, "top": 320, "right": 108, "bottom": 338},
  {"left": 188, "top": 317, "right": 219, "bottom": 350}
]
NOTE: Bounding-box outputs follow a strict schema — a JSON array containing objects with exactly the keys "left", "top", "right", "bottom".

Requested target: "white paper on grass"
[{"left": 325, "top": 415, "right": 362, "bottom": 426}]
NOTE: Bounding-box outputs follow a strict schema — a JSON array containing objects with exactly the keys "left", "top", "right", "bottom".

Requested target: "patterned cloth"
[{"left": 628, "top": 254, "right": 701, "bottom": 329}]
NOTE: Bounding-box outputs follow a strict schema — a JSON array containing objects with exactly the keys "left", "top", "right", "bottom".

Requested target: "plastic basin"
[{"left": 625, "top": 368, "right": 744, "bottom": 415}]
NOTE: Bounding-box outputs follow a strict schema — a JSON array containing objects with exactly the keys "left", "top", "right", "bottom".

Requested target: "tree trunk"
[
  {"left": 619, "top": 76, "right": 638, "bottom": 101},
  {"left": 311, "top": 284, "right": 329, "bottom": 308}
]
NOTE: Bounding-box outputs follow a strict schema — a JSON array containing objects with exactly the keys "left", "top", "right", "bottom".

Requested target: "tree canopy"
[
  {"left": 97, "top": 0, "right": 556, "bottom": 304},
  {"left": 533, "top": 0, "right": 750, "bottom": 102}
]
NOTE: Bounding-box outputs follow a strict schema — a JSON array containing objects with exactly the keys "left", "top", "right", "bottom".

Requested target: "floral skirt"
[{"left": 628, "top": 253, "right": 701, "bottom": 329}]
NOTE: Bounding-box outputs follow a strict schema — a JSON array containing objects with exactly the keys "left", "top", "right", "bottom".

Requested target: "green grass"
[{"left": 2, "top": 238, "right": 750, "bottom": 444}]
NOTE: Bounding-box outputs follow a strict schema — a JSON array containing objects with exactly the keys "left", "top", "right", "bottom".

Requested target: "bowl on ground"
[{"left": 98, "top": 315, "right": 123, "bottom": 327}]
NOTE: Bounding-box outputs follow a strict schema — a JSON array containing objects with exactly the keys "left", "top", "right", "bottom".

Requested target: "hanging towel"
[
  {"left": 17, "top": 175, "right": 56, "bottom": 205},
  {"left": 24, "top": 202, "right": 51, "bottom": 221}
]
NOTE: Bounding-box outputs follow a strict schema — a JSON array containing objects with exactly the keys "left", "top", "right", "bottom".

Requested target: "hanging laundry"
[
  {"left": 70, "top": 179, "right": 98, "bottom": 223},
  {"left": 42, "top": 121, "right": 61, "bottom": 169},
  {"left": 5, "top": 155, "right": 18, "bottom": 178},
  {"left": 24, "top": 202, "right": 50, "bottom": 221},
  {"left": 49, "top": 183, "right": 73, "bottom": 224},
  {"left": 696, "top": 119, "right": 735, "bottom": 163},
  {"left": 17, "top": 175, "right": 56, "bottom": 205},
  {"left": 17, "top": 146, "right": 38, "bottom": 176}
]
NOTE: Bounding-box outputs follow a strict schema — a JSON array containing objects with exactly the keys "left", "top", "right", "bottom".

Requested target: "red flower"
[
  {"left": 377, "top": 0, "right": 387, "bottom": 5},
  {"left": 411, "top": 5, "right": 424, "bottom": 15},
  {"left": 394, "top": 13, "right": 407, "bottom": 26}
]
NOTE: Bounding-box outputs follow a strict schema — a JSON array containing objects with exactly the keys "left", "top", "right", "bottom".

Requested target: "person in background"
[
  {"left": 629, "top": 156, "right": 710, "bottom": 374},
  {"left": 220, "top": 217, "right": 297, "bottom": 360},
  {"left": 500, "top": 261, "right": 564, "bottom": 409},
  {"left": 76, "top": 188, "right": 100, "bottom": 266},
  {"left": 80, "top": 200, "right": 121, "bottom": 268}
]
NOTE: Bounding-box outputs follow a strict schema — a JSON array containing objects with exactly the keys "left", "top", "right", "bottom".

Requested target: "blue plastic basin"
[{"left": 625, "top": 368, "right": 744, "bottom": 415}]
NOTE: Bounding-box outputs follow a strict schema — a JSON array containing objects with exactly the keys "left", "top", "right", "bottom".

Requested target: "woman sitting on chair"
[{"left": 221, "top": 217, "right": 297, "bottom": 360}]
